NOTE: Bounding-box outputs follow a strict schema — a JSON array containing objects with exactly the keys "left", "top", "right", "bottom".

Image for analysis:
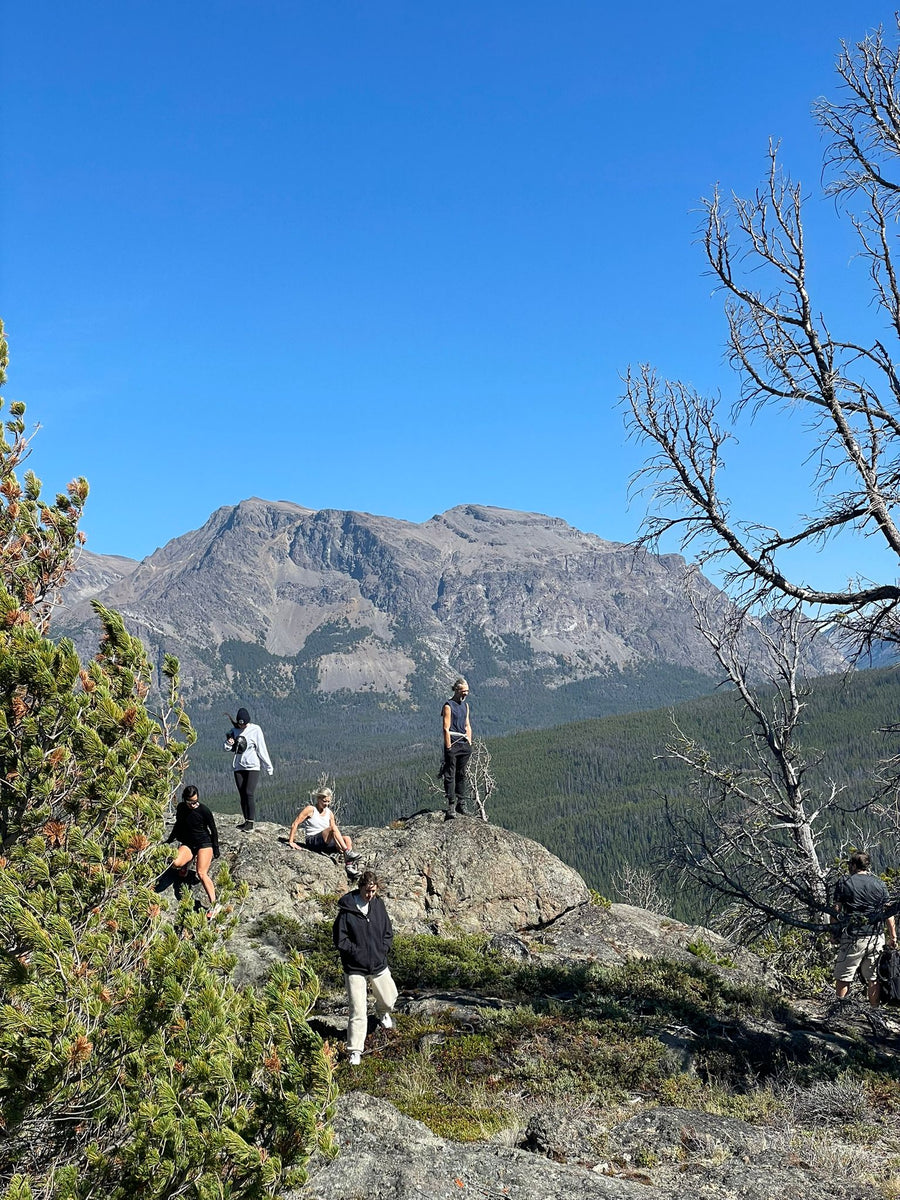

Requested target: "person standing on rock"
[
  {"left": 333, "top": 870, "right": 398, "bottom": 1065},
  {"left": 224, "top": 706, "right": 273, "bottom": 832},
  {"left": 833, "top": 851, "right": 897, "bottom": 1007},
  {"left": 441, "top": 676, "right": 472, "bottom": 819}
]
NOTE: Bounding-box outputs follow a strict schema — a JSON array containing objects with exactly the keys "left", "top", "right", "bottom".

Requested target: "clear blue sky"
[{"left": 2, "top": 1, "right": 893, "bottom": 591}]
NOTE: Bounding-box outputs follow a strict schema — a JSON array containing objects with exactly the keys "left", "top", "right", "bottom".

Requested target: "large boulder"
[
  {"left": 538, "top": 900, "right": 779, "bottom": 989},
  {"left": 216, "top": 809, "right": 590, "bottom": 940}
]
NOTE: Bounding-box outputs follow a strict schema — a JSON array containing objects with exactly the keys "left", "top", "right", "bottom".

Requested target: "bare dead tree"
[
  {"left": 624, "top": 20, "right": 900, "bottom": 652},
  {"left": 423, "top": 736, "right": 494, "bottom": 822},
  {"left": 465, "top": 737, "right": 495, "bottom": 823},
  {"left": 661, "top": 598, "right": 865, "bottom": 935},
  {"left": 612, "top": 861, "right": 668, "bottom": 915},
  {"left": 623, "top": 22, "right": 900, "bottom": 935}
]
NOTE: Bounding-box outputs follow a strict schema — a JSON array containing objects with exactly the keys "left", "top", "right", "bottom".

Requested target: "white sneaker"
[
  {"left": 380, "top": 1012, "right": 394, "bottom": 1029},
  {"left": 348, "top": 1051, "right": 361, "bottom": 1066}
]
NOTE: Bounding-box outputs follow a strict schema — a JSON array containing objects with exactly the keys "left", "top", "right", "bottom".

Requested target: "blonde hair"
[
  {"left": 452, "top": 676, "right": 468, "bottom": 692},
  {"left": 313, "top": 787, "right": 333, "bottom": 803}
]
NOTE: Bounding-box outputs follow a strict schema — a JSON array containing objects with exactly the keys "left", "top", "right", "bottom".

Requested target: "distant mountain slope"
[{"left": 55, "top": 498, "right": 847, "bottom": 765}]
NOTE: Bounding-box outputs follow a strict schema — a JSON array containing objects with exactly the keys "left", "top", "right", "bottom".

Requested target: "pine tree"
[{"left": 0, "top": 320, "right": 336, "bottom": 1198}]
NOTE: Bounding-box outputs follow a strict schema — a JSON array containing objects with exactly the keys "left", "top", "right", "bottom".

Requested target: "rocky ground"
[{"left": 191, "top": 811, "right": 900, "bottom": 1199}]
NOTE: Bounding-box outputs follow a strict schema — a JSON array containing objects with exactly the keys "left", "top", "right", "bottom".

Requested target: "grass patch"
[{"left": 254, "top": 919, "right": 900, "bottom": 1145}]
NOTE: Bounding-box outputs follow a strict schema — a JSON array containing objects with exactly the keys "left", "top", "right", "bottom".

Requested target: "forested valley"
[{"left": 201, "top": 664, "right": 900, "bottom": 919}]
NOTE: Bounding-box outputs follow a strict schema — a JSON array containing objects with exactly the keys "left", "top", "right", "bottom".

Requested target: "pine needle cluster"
[{"left": 0, "top": 320, "right": 336, "bottom": 1198}]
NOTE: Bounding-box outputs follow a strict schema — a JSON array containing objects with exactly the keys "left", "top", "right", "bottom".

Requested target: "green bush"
[{"left": 0, "top": 335, "right": 334, "bottom": 1200}]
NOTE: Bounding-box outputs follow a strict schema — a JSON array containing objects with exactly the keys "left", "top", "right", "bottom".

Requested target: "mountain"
[{"left": 55, "top": 498, "right": 847, "bottom": 766}]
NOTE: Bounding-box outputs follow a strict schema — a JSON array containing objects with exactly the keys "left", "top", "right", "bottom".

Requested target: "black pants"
[
  {"left": 234, "top": 769, "right": 260, "bottom": 821},
  {"left": 443, "top": 741, "right": 471, "bottom": 808}
]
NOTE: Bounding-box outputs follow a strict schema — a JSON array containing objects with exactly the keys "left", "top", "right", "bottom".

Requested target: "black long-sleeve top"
[{"left": 166, "top": 802, "right": 220, "bottom": 856}]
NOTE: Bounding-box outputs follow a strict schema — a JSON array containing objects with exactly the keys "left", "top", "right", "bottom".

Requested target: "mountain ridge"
[{"left": 54, "top": 497, "right": 847, "bottom": 763}]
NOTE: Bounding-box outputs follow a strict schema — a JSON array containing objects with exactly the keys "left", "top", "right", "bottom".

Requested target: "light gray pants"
[{"left": 344, "top": 968, "right": 398, "bottom": 1054}]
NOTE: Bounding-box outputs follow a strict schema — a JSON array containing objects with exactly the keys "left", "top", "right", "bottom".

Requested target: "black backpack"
[{"left": 877, "top": 948, "right": 900, "bottom": 1006}]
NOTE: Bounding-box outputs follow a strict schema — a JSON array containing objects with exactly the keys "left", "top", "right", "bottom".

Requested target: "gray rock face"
[
  {"left": 298, "top": 1094, "right": 879, "bottom": 1200},
  {"left": 56, "top": 499, "right": 848, "bottom": 710},
  {"left": 538, "top": 900, "right": 780, "bottom": 989},
  {"left": 295, "top": 1092, "right": 667, "bottom": 1200},
  {"left": 213, "top": 812, "right": 590, "bottom": 983}
]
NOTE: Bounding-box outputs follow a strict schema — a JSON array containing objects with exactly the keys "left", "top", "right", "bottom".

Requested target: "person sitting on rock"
[
  {"left": 833, "top": 850, "right": 897, "bottom": 1007},
  {"left": 333, "top": 870, "right": 398, "bottom": 1066},
  {"left": 289, "top": 786, "right": 361, "bottom": 869},
  {"left": 156, "top": 785, "right": 221, "bottom": 919}
]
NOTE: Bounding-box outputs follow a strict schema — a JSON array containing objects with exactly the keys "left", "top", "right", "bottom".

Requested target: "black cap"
[{"left": 236, "top": 707, "right": 251, "bottom": 726}]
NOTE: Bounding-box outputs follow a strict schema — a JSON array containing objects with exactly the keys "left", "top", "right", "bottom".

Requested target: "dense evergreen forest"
[
  {"left": 181, "top": 654, "right": 719, "bottom": 786},
  {"left": 197, "top": 665, "right": 900, "bottom": 916}
]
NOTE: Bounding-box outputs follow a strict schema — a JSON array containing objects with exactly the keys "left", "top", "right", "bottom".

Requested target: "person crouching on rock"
[
  {"left": 333, "top": 870, "right": 398, "bottom": 1065},
  {"left": 157, "top": 785, "right": 221, "bottom": 919},
  {"left": 289, "top": 786, "right": 361, "bottom": 870}
]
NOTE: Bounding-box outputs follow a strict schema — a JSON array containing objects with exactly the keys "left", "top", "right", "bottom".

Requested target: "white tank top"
[{"left": 303, "top": 805, "right": 331, "bottom": 838}]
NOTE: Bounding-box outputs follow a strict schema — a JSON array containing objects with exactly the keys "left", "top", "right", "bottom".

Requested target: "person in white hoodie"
[{"left": 225, "top": 706, "right": 273, "bottom": 831}]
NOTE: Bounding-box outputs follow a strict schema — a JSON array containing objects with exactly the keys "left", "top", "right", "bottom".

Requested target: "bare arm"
[
  {"left": 465, "top": 705, "right": 472, "bottom": 742},
  {"left": 442, "top": 703, "right": 452, "bottom": 750},
  {"left": 289, "top": 806, "right": 313, "bottom": 847}
]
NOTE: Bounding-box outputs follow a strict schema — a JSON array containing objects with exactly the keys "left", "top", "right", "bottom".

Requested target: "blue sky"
[{"left": 2, "top": 1, "right": 894, "bottom": 592}]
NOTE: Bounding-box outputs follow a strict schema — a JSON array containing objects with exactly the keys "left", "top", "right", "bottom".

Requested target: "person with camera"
[{"left": 225, "top": 706, "right": 273, "bottom": 832}]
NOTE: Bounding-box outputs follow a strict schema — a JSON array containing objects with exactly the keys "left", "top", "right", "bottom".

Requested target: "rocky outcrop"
[
  {"left": 295, "top": 1092, "right": 667, "bottom": 1200},
  {"left": 215, "top": 811, "right": 591, "bottom": 984},
  {"left": 296, "top": 1093, "right": 879, "bottom": 1200},
  {"left": 538, "top": 900, "right": 780, "bottom": 989}
]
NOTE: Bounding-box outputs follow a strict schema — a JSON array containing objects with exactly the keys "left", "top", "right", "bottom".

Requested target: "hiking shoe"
[
  {"left": 380, "top": 1012, "right": 394, "bottom": 1029},
  {"left": 348, "top": 1051, "right": 361, "bottom": 1066},
  {"left": 241, "top": 821, "right": 254, "bottom": 832},
  {"left": 345, "top": 863, "right": 362, "bottom": 879},
  {"left": 445, "top": 808, "right": 456, "bottom": 821},
  {"left": 455, "top": 802, "right": 467, "bottom": 815},
  {"left": 344, "top": 850, "right": 362, "bottom": 862}
]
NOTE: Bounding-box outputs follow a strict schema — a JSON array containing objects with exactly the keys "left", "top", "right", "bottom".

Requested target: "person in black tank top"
[
  {"left": 155, "top": 785, "right": 221, "bottom": 916},
  {"left": 442, "top": 677, "right": 472, "bottom": 819}
]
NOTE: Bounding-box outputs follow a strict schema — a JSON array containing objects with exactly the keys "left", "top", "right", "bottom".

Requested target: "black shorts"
[
  {"left": 182, "top": 841, "right": 213, "bottom": 854},
  {"left": 306, "top": 833, "right": 331, "bottom": 853}
]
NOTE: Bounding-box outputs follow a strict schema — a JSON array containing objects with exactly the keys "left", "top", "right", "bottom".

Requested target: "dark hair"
[
  {"left": 358, "top": 870, "right": 379, "bottom": 891},
  {"left": 236, "top": 707, "right": 251, "bottom": 727},
  {"left": 182, "top": 785, "right": 199, "bottom": 802},
  {"left": 849, "top": 851, "right": 872, "bottom": 873}
]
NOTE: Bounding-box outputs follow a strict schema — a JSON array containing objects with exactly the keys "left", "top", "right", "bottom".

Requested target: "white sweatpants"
[{"left": 344, "top": 968, "right": 398, "bottom": 1053}]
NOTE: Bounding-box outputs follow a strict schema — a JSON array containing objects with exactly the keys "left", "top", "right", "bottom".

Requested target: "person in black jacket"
[
  {"left": 156, "top": 785, "right": 221, "bottom": 916},
  {"left": 333, "top": 871, "right": 397, "bottom": 1064}
]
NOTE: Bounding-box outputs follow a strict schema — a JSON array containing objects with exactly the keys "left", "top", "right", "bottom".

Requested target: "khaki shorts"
[{"left": 834, "top": 930, "right": 885, "bottom": 984}]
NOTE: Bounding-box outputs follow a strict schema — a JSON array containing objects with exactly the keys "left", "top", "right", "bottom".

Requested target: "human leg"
[
  {"left": 442, "top": 749, "right": 455, "bottom": 805},
  {"left": 156, "top": 844, "right": 195, "bottom": 894},
  {"left": 453, "top": 744, "right": 471, "bottom": 812},
  {"left": 370, "top": 967, "right": 398, "bottom": 1022},
  {"left": 860, "top": 933, "right": 886, "bottom": 1007},
  {"left": 345, "top": 972, "right": 368, "bottom": 1055},
  {"left": 233, "top": 769, "right": 248, "bottom": 820},
  {"left": 195, "top": 846, "right": 216, "bottom": 905}
]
